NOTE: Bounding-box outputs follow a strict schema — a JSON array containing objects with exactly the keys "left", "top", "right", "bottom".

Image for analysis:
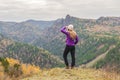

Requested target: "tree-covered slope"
[
  {"left": 5, "top": 42, "right": 63, "bottom": 68},
  {"left": 0, "top": 34, "right": 63, "bottom": 68},
  {"left": 0, "top": 20, "right": 54, "bottom": 43},
  {"left": 94, "top": 42, "right": 120, "bottom": 72}
]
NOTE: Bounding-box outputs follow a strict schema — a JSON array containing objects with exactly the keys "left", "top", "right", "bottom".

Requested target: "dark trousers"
[{"left": 63, "top": 45, "right": 75, "bottom": 67}]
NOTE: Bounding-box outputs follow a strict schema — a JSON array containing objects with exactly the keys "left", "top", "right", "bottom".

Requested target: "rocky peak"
[{"left": 65, "top": 14, "right": 71, "bottom": 20}]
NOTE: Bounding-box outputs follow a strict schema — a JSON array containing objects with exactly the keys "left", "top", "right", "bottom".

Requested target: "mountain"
[
  {"left": 32, "top": 15, "right": 120, "bottom": 53},
  {"left": 0, "top": 15, "right": 120, "bottom": 71},
  {"left": 0, "top": 20, "right": 54, "bottom": 43},
  {"left": 30, "top": 15, "right": 120, "bottom": 72},
  {"left": 0, "top": 34, "right": 63, "bottom": 68}
]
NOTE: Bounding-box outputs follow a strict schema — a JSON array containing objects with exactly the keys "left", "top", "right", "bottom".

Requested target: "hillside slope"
[
  {"left": 0, "top": 20, "right": 54, "bottom": 43},
  {"left": 85, "top": 45, "right": 115, "bottom": 68},
  {"left": 22, "top": 68, "right": 120, "bottom": 80},
  {"left": 0, "top": 34, "right": 63, "bottom": 68},
  {"left": 93, "top": 43, "right": 120, "bottom": 72}
]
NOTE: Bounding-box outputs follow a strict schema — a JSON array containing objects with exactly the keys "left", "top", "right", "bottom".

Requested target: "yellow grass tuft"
[
  {"left": 21, "top": 64, "right": 40, "bottom": 76},
  {"left": 0, "top": 58, "right": 41, "bottom": 80}
]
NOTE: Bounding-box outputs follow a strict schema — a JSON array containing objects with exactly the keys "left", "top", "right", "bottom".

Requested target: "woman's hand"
[
  {"left": 65, "top": 26, "right": 68, "bottom": 30},
  {"left": 65, "top": 26, "right": 67, "bottom": 28}
]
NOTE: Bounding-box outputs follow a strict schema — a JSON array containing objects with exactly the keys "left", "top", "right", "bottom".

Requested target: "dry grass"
[
  {"left": 22, "top": 68, "right": 120, "bottom": 80},
  {"left": 0, "top": 58, "right": 41, "bottom": 80}
]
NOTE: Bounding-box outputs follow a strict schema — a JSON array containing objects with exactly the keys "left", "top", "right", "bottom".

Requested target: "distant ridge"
[{"left": 0, "top": 15, "right": 120, "bottom": 71}]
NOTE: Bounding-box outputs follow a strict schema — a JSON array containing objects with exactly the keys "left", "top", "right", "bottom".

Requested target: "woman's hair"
[
  {"left": 67, "top": 24, "right": 77, "bottom": 39},
  {"left": 68, "top": 29, "right": 77, "bottom": 39}
]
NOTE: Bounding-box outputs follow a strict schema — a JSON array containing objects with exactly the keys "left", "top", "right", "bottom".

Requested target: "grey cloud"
[{"left": 0, "top": 0, "right": 120, "bottom": 21}]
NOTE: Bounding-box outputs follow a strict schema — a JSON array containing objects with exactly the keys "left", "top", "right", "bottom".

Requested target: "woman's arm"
[
  {"left": 74, "top": 35, "right": 79, "bottom": 44},
  {"left": 60, "top": 26, "right": 68, "bottom": 35}
]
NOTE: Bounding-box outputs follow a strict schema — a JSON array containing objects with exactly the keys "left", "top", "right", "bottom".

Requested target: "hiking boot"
[
  {"left": 71, "top": 66, "right": 74, "bottom": 69},
  {"left": 66, "top": 66, "right": 69, "bottom": 69}
]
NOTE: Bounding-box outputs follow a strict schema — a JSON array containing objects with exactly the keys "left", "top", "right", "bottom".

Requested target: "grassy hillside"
[
  {"left": 1, "top": 58, "right": 119, "bottom": 80},
  {"left": 22, "top": 68, "right": 120, "bottom": 80}
]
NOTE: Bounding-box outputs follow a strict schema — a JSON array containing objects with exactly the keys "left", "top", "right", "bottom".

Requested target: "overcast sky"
[{"left": 0, "top": 0, "right": 120, "bottom": 22}]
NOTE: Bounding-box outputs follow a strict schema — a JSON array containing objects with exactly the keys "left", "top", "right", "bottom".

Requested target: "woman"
[{"left": 61, "top": 24, "right": 79, "bottom": 69}]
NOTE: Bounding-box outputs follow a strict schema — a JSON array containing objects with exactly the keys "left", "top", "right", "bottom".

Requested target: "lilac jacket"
[{"left": 61, "top": 26, "right": 79, "bottom": 46}]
